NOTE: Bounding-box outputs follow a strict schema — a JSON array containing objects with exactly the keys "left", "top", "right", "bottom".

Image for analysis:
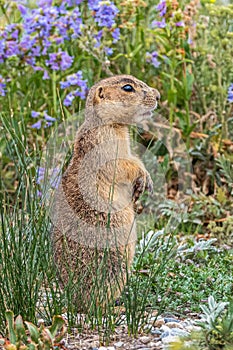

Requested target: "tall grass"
[
  {"left": 0, "top": 111, "right": 178, "bottom": 340},
  {"left": 0, "top": 113, "right": 54, "bottom": 332}
]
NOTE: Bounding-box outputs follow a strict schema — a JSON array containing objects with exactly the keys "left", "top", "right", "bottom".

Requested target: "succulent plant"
[{"left": 0, "top": 311, "right": 67, "bottom": 350}]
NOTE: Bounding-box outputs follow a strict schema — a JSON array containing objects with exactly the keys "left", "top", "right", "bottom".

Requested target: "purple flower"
[
  {"left": 31, "top": 110, "right": 55, "bottom": 128},
  {"left": 112, "top": 28, "right": 120, "bottom": 43},
  {"left": 175, "top": 21, "right": 185, "bottom": 27},
  {"left": 37, "top": 190, "right": 42, "bottom": 197},
  {"left": 60, "top": 71, "right": 88, "bottom": 89},
  {"left": 156, "top": 0, "right": 167, "bottom": 17},
  {"left": 90, "top": 1, "right": 119, "bottom": 28},
  {"left": 43, "top": 70, "right": 50, "bottom": 80},
  {"left": 31, "top": 111, "right": 40, "bottom": 118},
  {"left": 105, "top": 47, "right": 113, "bottom": 55},
  {"left": 66, "top": 0, "right": 83, "bottom": 5},
  {"left": 45, "top": 50, "right": 73, "bottom": 71},
  {"left": 88, "top": 0, "right": 100, "bottom": 11},
  {"left": 60, "top": 71, "right": 88, "bottom": 106},
  {"left": 146, "top": 51, "right": 161, "bottom": 68},
  {"left": 94, "top": 30, "right": 103, "bottom": 48},
  {"left": 37, "top": 0, "right": 53, "bottom": 7},
  {"left": 0, "top": 75, "right": 7, "bottom": 96},
  {"left": 64, "top": 92, "right": 75, "bottom": 106},
  {"left": 187, "top": 37, "right": 193, "bottom": 45},
  {"left": 227, "top": 83, "right": 233, "bottom": 103},
  {"left": 44, "top": 111, "right": 56, "bottom": 122},
  {"left": 50, "top": 167, "right": 62, "bottom": 189},
  {"left": 36, "top": 166, "right": 61, "bottom": 191},
  {"left": 36, "top": 167, "right": 45, "bottom": 184},
  {"left": 152, "top": 18, "right": 166, "bottom": 28},
  {"left": 18, "top": 4, "right": 27, "bottom": 15},
  {"left": 31, "top": 120, "right": 42, "bottom": 129},
  {"left": 68, "top": 8, "right": 83, "bottom": 39}
]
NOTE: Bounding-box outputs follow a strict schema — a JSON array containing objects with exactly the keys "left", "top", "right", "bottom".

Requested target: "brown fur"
[{"left": 52, "top": 75, "right": 160, "bottom": 311}]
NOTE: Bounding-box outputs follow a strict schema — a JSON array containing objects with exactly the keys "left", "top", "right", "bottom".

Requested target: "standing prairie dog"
[{"left": 52, "top": 75, "right": 160, "bottom": 311}]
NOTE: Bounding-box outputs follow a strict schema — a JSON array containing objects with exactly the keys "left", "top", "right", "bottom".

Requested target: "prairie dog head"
[{"left": 85, "top": 75, "right": 160, "bottom": 125}]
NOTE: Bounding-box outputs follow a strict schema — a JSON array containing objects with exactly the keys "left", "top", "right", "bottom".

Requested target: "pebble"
[
  {"left": 140, "top": 336, "right": 151, "bottom": 344},
  {"left": 164, "top": 317, "right": 180, "bottom": 323},
  {"left": 162, "top": 335, "right": 181, "bottom": 345},
  {"left": 114, "top": 341, "right": 124, "bottom": 348},
  {"left": 165, "top": 322, "right": 185, "bottom": 329},
  {"left": 153, "top": 318, "right": 165, "bottom": 327},
  {"left": 150, "top": 329, "right": 162, "bottom": 336},
  {"left": 161, "top": 325, "right": 189, "bottom": 339},
  {"left": 185, "top": 325, "right": 202, "bottom": 332}
]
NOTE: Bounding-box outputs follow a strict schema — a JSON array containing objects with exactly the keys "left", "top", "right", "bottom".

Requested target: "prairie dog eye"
[{"left": 121, "top": 84, "right": 135, "bottom": 92}]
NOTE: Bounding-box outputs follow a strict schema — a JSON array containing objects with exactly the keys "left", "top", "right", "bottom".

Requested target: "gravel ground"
[{"left": 59, "top": 313, "right": 202, "bottom": 350}]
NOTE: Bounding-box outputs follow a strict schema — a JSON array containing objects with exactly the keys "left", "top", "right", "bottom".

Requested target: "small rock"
[
  {"left": 99, "top": 347, "right": 108, "bottom": 350},
  {"left": 161, "top": 325, "right": 189, "bottom": 338},
  {"left": 107, "top": 347, "right": 115, "bottom": 350},
  {"left": 153, "top": 318, "right": 165, "bottom": 327},
  {"left": 153, "top": 340, "right": 163, "bottom": 347},
  {"left": 151, "top": 329, "right": 162, "bottom": 336},
  {"left": 162, "top": 335, "right": 181, "bottom": 344},
  {"left": 161, "top": 331, "right": 171, "bottom": 339},
  {"left": 140, "top": 336, "right": 151, "bottom": 344},
  {"left": 148, "top": 341, "right": 161, "bottom": 347},
  {"left": 164, "top": 317, "right": 180, "bottom": 323},
  {"left": 114, "top": 341, "right": 124, "bottom": 348},
  {"left": 165, "top": 322, "right": 184, "bottom": 329},
  {"left": 185, "top": 325, "right": 202, "bottom": 332}
]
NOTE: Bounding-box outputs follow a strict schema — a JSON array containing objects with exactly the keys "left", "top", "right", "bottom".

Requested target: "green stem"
[
  {"left": 169, "top": 66, "right": 175, "bottom": 127},
  {"left": 52, "top": 70, "right": 57, "bottom": 114},
  {"left": 0, "top": 4, "right": 11, "bottom": 25},
  {"left": 126, "top": 59, "right": 131, "bottom": 75},
  {"left": 217, "top": 67, "right": 227, "bottom": 139}
]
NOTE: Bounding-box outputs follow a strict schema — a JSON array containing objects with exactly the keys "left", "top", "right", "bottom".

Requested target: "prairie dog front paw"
[{"left": 132, "top": 171, "right": 153, "bottom": 204}]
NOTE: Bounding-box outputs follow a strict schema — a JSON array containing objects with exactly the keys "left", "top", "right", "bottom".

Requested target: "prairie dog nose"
[{"left": 153, "top": 88, "right": 160, "bottom": 101}]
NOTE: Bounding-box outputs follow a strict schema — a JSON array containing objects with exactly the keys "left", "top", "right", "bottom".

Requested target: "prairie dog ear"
[{"left": 93, "top": 86, "right": 105, "bottom": 104}]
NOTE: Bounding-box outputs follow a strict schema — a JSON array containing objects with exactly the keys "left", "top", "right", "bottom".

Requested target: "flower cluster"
[
  {"left": 89, "top": 0, "right": 119, "bottom": 28},
  {"left": 152, "top": 0, "right": 185, "bottom": 29},
  {"left": 36, "top": 166, "right": 61, "bottom": 197},
  {"left": 0, "top": 0, "right": 120, "bottom": 99},
  {"left": 88, "top": 0, "right": 120, "bottom": 54},
  {"left": 0, "top": 0, "right": 120, "bottom": 67},
  {"left": 227, "top": 84, "right": 233, "bottom": 103},
  {"left": 0, "top": 1, "right": 83, "bottom": 78},
  {"left": 45, "top": 51, "right": 73, "bottom": 71},
  {"left": 60, "top": 71, "right": 88, "bottom": 106},
  {"left": 31, "top": 111, "right": 56, "bottom": 129},
  {"left": 146, "top": 51, "right": 161, "bottom": 68},
  {"left": 147, "top": 0, "right": 188, "bottom": 69}
]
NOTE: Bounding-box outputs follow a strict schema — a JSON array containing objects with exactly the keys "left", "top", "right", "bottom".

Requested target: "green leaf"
[
  {"left": 167, "top": 88, "right": 177, "bottom": 104},
  {"left": 24, "top": 322, "right": 40, "bottom": 343},
  {"left": 41, "top": 328, "right": 53, "bottom": 349},
  {"left": 5, "top": 310, "right": 16, "bottom": 344},
  {"left": 184, "top": 70, "right": 194, "bottom": 100},
  {"left": 49, "top": 315, "right": 66, "bottom": 341},
  {"left": 15, "top": 315, "right": 26, "bottom": 341}
]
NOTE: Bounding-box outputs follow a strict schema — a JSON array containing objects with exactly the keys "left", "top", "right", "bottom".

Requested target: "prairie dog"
[{"left": 52, "top": 75, "right": 160, "bottom": 310}]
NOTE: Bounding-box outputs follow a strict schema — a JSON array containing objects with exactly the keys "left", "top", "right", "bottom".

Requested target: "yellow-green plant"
[{"left": 0, "top": 311, "right": 67, "bottom": 350}]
